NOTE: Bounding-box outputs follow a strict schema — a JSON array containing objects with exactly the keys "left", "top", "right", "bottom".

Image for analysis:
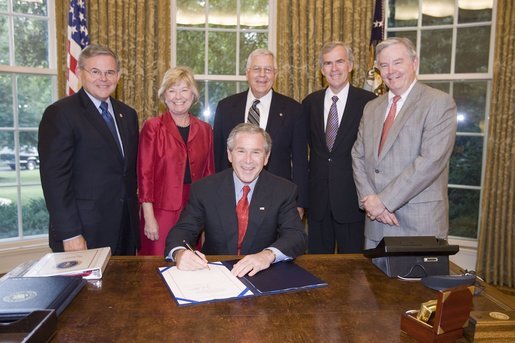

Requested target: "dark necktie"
[
  {"left": 378, "top": 95, "right": 401, "bottom": 155},
  {"left": 326, "top": 96, "right": 339, "bottom": 151},
  {"left": 236, "top": 185, "right": 251, "bottom": 255},
  {"left": 99, "top": 101, "right": 122, "bottom": 154},
  {"left": 247, "top": 99, "right": 260, "bottom": 126}
]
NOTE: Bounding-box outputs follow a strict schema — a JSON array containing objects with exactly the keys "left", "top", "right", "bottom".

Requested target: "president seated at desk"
[{"left": 165, "top": 123, "right": 307, "bottom": 277}]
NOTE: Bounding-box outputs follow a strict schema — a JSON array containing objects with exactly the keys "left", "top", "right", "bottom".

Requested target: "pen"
[{"left": 183, "top": 240, "right": 210, "bottom": 270}]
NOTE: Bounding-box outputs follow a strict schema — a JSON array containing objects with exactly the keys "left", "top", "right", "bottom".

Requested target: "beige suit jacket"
[{"left": 352, "top": 81, "right": 457, "bottom": 242}]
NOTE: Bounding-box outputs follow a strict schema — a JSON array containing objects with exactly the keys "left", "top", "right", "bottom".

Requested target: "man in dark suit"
[
  {"left": 213, "top": 49, "right": 308, "bottom": 218},
  {"left": 38, "top": 44, "right": 139, "bottom": 255},
  {"left": 165, "top": 123, "right": 306, "bottom": 277},
  {"left": 302, "top": 41, "right": 376, "bottom": 254}
]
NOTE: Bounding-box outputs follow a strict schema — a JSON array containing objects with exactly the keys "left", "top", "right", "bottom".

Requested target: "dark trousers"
[
  {"left": 114, "top": 201, "right": 137, "bottom": 256},
  {"left": 308, "top": 210, "right": 365, "bottom": 254}
]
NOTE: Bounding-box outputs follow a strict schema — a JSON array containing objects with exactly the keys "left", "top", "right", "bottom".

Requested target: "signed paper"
[{"left": 159, "top": 262, "right": 253, "bottom": 306}]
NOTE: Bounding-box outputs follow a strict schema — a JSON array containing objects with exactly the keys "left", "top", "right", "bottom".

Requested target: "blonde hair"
[{"left": 158, "top": 66, "right": 199, "bottom": 105}]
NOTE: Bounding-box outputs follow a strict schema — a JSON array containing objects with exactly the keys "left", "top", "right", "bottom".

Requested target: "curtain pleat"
[
  {"left": 477, "top": 0, "right": 515, "bottom": 288},
  {"left": 276, "top": 0, "right": 374, "bottom": 102}
]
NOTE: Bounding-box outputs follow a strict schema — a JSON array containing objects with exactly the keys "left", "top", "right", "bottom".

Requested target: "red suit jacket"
[{"left": 138, "top": 112, "right": 214, "bottom": 210}]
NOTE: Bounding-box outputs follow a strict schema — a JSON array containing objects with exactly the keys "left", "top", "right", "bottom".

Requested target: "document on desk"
[
  {"left": 159, "top": 260, "right": 328, "bottom": 307},
  {"left": 159, "top": 262, "right": 254, "bottom": 306}
]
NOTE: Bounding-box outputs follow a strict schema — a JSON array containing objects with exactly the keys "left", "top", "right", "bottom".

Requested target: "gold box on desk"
[
  {"left": 401, "top": 285, "right": 474, "bottom": 343},
  {"left": 463, "top": 310, "right": 515, "bottom": 342}
]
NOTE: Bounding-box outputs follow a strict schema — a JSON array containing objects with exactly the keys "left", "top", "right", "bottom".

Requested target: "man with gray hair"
[
  {"left": 302, "top": 41, "right": 376, "bottom": 254},
  {"left": 352, "top": 37, "right": 457, "bottom": 249},
  {"left": 214, "top": 48, "right": 308, "bottom": 219},
  {"left": 166, "top": 123, "right": 306, "bottom": 277},
  {"left": 39, "top": 44, "right": 139, "bottom": 255}
]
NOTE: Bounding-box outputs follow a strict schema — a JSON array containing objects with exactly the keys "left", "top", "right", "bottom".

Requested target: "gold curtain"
[
  {"left": 476, "top": 0, "right": 515, "bottom": 288},
  {"left": 276, "top": 0, "right": 374, "bottom": 102},
  {"left": 55, "top": 0, "right": 171, "bottom": 123}
]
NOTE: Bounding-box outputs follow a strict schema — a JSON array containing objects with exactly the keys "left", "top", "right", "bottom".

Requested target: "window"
[
  {"left": 0, "top": 0, "right": 56, "bottom": 241},
  {"left": 172, "top": 0, "right": 273, "bottom": 125},
  {"left": 386, "top": 0, "right": 495, "bottom": 240}
]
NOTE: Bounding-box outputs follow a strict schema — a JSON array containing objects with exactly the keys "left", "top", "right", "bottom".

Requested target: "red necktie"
[
  {"left": 378, "top": 95, "right": 401, "bottom": 155},
  {"left": 236, "top": 185, "right": 251, "bottom": 255}
]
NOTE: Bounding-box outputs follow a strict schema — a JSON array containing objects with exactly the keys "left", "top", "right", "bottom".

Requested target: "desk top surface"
[{"left": 53, "top": 255, "right": 515, "bottom": 343}]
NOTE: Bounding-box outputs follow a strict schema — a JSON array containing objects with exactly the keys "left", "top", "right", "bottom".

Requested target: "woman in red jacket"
[{"left": 137, "top": 66, "right": 214, "bottom": 255}]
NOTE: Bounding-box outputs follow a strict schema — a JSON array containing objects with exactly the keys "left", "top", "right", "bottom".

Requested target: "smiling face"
[
  {"left": 78, "top": 55, "right": 120, "bottom": 101},
  {"left": 321, "top": 45, "right": 353, "bottom": 93},
  {"left": 376, "top": 43, "right": 418, "bottom": 96},
  {"left": 246, "top": 54, "right": 277, "bottom": 99},
  {"left": 164, "top": 80, "right": 194, "bottom": 116},
  {"left": 227, "top": 132, "right": 270, "bottom": 184}
]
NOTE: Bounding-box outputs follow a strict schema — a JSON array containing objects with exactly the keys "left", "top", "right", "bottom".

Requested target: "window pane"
[
  {"left": 448, "top": 188, "right": 479, "bottom": 238},
  {"left": 387, "top": 31, "right": 417, "bottom": 48},
  {"left": 0, "top": 0, "right": 7, "bottom": 11},
  {"left": 424, "top": 81, "right": 449, "bottom": 93},
  {"left": 388, "top": 0, "right": 418, "bottom": 27},
  {"left": 0, "top": 15, "right": 9, "bottom": 64},
  {"left": 19, "top": 131, "right": 39, "bottom": 183},
  {"left": 458, "top": 0, "right": 492, "bottom": 23},
  {"left": 14, "top": 16, "right": 49, "bottom": 67},
  {"left": 13, "top": 0, "right": 48, "bottom": 16},
  {"left": 422, "top": 0, "right": 453, "bottom": 25},
  {"left": 190, "top": 80, "right": 206, "bottom": 120},
  {"left": 207, "top": 80, "right": 237, "bottom": 125},
  {"left": 454, "top": 81, "right": 487, "bottom": 133},
  {"left": 420, "top": 29, "right": 452, "bottom": 74},
  {"left": 208, "top": 0, "right": 237, "bottom": 29},
  {"left": 0, "top": 186, "right": 18, "bottom": 239},
  {"left": 17, "top": 74, "right": 52, "bottom": 127},
  {"left": 0, "top": 131, "right": 15, "bottom": 172},
  {"left": 176, "top": 30, "right": 205, "bottom": 74},
  {"left": 208, "top": 31, "right": 236, "bottom": 75},
  {"left": 449, "top": 136, "right": 483, "bottom": 186},
  {"left": 0, "top": 73, "right": 13, "bottom": 127},
  {"left": 241, "top": 0, "right": 268, "bottom": 29},
  {"left": 176, "top": 0, "right": 205, "bottom": 28},
  {"left": 455, "top": 26, "right": 490, "bottom": 73},
  {"left": 239, "top": 31, "right": 268, "bottom": 75},
  {"left": 21, "top": 187, "right": 47, "bottom": 237}
]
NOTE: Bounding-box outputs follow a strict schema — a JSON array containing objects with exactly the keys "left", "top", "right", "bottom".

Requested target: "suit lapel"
[
  {"left": 265, "top": 91, "right": 286, "bottom": 139},
  {"left": 378, "top": 82, "right": 423, "bottom": 160},
  {"left": 79, "top": 90, "right": 124, "bottom": 162},
  {"left": 311, "top": 90, "right": 326, "bottom": 150},
  {"left": 332, "top": 86, "right": 356, "bottom": 150},
  {"left": 374, "top": 95, "right": 389, "bottom": 159},
  {"left": 215, "top": 170, "right": 239, "bottom": 254},
  {"left": 241, "top": 172, "right": 269, "bottom": 253},
  {"left": 162, "top": 111, "right": 187, "bottom": 149}
]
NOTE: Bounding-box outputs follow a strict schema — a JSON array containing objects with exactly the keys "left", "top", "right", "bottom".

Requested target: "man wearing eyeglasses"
[
  {"left": 213, "top": 49, "right": 308, "bottom": 218},
  {"left": 38, "top": 44, "right": 140, "bottom": 255}
]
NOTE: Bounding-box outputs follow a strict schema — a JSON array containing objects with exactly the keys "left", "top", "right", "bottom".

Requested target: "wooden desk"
[{"left": 53, "top": 255, "right": 515, "bottom": 342}]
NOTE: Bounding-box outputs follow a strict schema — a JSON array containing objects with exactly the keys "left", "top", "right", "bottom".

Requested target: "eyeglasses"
[
  {"left": 83, "top": 68, "right": 118, "bottom": 80},
  {"left": 248, "top": 66, "right": 275, "bottom": 75}
]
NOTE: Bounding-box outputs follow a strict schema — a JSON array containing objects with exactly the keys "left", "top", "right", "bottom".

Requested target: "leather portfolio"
[
  {"left": 0, "top": 276, "right": 85, "bottom": 317},
  {"left": 0, "top": 310, "right": 57, "bottom": 343}
]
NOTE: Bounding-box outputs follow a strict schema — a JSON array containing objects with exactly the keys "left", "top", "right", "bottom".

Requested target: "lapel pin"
[
  {"left": 259, "top": 207, "right": 265, "bottom": 211},
  {"left": 119, "top": 113, "right": 123, "bottom": 118},
  {"left": 279, "top": 113, "right": 283, "bottom": 117}
]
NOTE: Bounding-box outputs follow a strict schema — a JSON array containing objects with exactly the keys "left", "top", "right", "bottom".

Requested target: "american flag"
[
  {"left": 363, "top": 0, "right": 386, "bottom": 96},
  {"left": 66, "top": 0, "right": 89, "bottom": 96}
]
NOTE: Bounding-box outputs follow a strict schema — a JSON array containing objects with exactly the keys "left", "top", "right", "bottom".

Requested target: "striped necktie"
[
  {"left": 247, "top": 99, "right": 260, "bottom": 126},
  {"left": 325, "top": 96, "right": 339, "bottom": 151}
]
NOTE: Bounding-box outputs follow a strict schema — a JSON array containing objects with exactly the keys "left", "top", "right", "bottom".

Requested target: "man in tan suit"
[{"left": 352, "top": 37, "right": 457, "bottom": 249}]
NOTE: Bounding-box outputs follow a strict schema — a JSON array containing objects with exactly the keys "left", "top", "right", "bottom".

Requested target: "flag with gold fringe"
[
  {"left": 66, "top": 0, "right": 89, "bottom": 96},
  {"left": 364, "top": 0, "right": 387, "bottom": 96}
]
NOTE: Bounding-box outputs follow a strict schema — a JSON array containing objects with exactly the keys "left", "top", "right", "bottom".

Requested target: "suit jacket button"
[
  {"left": 328, "top": 158, "right": 332, "bottom": 162},
  {"left": 375, "top": 169, "right": 380, "bottom": 173}
]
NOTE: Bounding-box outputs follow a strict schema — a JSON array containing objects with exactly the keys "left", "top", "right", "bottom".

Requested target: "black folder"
[
  {"left": 222, "top": 260, "right": 328, "bottom": 295},
  {"left": 0, "top": 276, "right": 86, "bottom": 318}
]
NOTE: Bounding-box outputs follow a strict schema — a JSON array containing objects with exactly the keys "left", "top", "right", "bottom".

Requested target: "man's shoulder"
[
  {"left": 349, "top": 85, "right": 377, "bottom": 102},
  {"left": 111, "top": 97, "right": 137, "bottom": 115},
  {"left": 259, "top": 169, "right": 296, "bottom": 190},
  {"left": 218, "top": 91, "right": 248, "bottom": 106},
  {"left": 192, "top": 168, "right": 232, "bottom": 189},
  {"left": 272, "top": 91, "right": 300, "bottom": 106},
  {"left": 302, "top": 88, "right": 325, "bottom": 104}
]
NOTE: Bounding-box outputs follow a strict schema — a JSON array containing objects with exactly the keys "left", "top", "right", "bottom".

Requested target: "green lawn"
[{"left": 0, "top": 169, "right": 44, "bottom": 205}]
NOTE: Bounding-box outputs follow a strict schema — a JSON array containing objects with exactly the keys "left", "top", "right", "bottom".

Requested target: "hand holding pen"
[{"left": 181, "top": 240, "right": 210, "bottom": 270}]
